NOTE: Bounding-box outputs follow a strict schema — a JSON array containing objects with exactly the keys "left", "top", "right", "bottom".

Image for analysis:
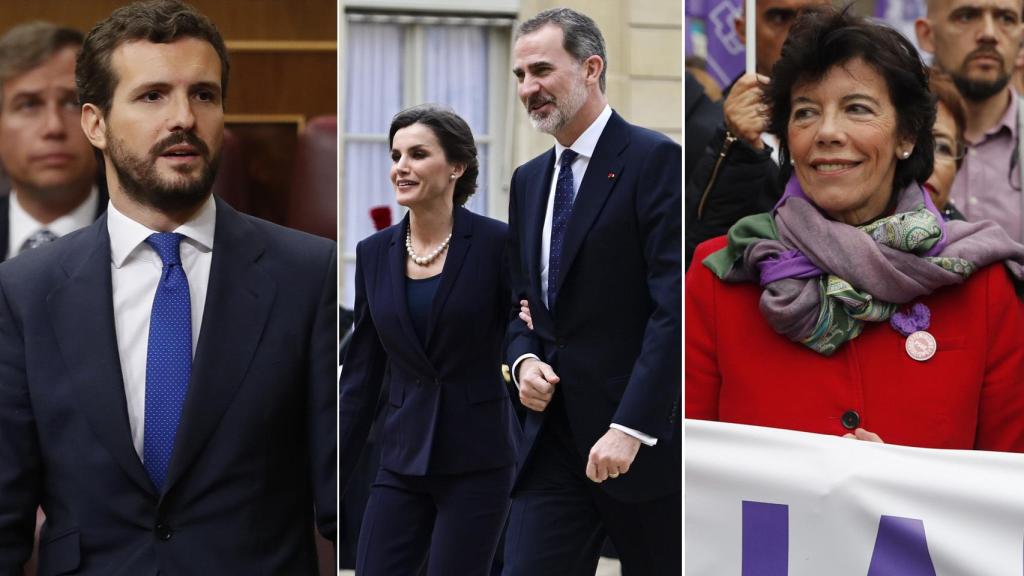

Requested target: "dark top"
[{"left": 406, "top": 274, "right": 440, "bottom": 344}]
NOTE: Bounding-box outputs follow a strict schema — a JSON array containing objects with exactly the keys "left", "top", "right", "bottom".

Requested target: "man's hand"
[
  {"left": 723, "top": 72, "right": 771, "bottom": 149},
  {"left": 517, "top": 358, "right": 559, "bottom": 412},
  {"left": 586, "top": 428, "right": 641, "bottom": 483}
]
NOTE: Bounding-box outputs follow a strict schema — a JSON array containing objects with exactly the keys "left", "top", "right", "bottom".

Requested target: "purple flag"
[{"left": 704, "top": 0, "right": 744, "bottom": 88}]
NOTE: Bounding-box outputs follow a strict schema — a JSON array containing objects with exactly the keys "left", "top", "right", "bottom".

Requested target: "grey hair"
[{"left": 516, "top": 7, "right": 607, "bottom": 93}]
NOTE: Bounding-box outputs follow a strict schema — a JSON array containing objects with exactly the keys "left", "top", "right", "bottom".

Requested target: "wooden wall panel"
[
  {"left": 227, "top": 50, "right": 336, "bottom": 116},
  {"left": 0, "top": 1, "right": 336, "bottom": 41}
]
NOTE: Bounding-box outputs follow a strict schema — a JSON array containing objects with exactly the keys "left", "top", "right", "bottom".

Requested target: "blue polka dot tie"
[
  {"left": 548, "top": 148, "right": 578, "bottom": 310},
  {"left": 143, "top": 232, "right": 192, "bottom": 491}
]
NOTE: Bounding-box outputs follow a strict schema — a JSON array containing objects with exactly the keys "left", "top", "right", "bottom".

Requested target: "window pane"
[
  {"left": 342, "top": 141, "right": 400, "bottom": 306},
  {"left": 345, "top": 23, "right": 403, "bottom": 134},
  {"left": 422, "top": 25, "right": 489, "bottom": 134}
]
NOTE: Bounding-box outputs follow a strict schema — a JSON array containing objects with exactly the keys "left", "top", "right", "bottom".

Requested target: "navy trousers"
[
  {"left": 357, "top": 464, "right": 514, "bottom": 576},
  {"left": 502, "top": 394, "right": 681, "bottom": 576}
]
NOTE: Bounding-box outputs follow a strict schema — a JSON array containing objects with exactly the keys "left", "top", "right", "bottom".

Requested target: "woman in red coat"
[{"left": 686, "top": 7, "right": 1024, "bottom": 451}]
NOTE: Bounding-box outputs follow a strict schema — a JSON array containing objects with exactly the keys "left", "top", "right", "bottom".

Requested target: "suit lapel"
[
  {"left": 554, "top": 112, "right": 629, "bottom": 298},
  {"left": 424, "top": 207, "right": 472, "bottom": 348},
  {"left": 386, "top": 215, "right": 435, "bottom": 371},
  {"left": 48, "top": 217, "right": 155, "bottom": 495},
  {"left": 526, "top": 151, "right": 555, "bottom": 317},
  {"left": 163, "top": 199, "right": 274, "bottom": 494},
  {"left": 0, "top": 195, "right": 10, "bottom": 263}
]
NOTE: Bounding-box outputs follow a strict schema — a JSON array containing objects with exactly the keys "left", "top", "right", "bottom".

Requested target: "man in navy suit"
[
  {"left": 0, "top": 1, "right": 335, "bottom": 573},
  {"left": 503, "top": 8, "right": 681, "bottom": 575}
]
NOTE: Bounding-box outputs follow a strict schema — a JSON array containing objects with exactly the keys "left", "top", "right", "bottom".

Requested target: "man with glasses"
[{"left": 916, "top": 0, "right": 1024, "bottom": 240}]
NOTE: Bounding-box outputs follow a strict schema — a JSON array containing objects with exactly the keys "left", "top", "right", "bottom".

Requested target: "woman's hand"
[
  {"left": 519, "top": 299, "right": 534, "bottom": 331},
  {"left": 843, "top": 428, "right": 884, "bottom": 443},
  {"left": 723, "top": 72, "right": 771, "bottom": 149}
]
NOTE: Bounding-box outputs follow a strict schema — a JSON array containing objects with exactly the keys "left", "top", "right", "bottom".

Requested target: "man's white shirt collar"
[
  {"left": 9, "top": 186, "right": 99, "bottom": 258},
  {"left": 107, "top": 194, "right": 216, "bottom": 268},
  {"left": 554, "top": 104, "right": 613, "bottom": 164}
]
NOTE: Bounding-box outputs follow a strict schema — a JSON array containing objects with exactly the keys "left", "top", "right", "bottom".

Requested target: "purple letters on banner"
[
  {"left": 742, "top": 500, "right": 788, "bottom": 576},
  {"left": 867, "top": 516, "right": 936, "bottom": 576}
]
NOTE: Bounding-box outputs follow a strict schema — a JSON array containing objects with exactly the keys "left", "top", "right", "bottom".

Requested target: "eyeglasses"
[{"left": 933, "top": 136, "right": 966, "bottom": 162}]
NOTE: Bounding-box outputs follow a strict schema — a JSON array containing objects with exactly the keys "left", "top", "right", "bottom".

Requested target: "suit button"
[
  {"left": 155, "top": 523, "right": 173, "bottom": 541},
  {"left": 841, "top": 410, "right": 860, "bottom": 430}
]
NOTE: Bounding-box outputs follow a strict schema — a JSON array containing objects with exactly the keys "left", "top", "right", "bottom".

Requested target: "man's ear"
[
  {"left": 583, "top": 54, "right": 604, "bottom": 88},
  {"left": 915, "top": 18, "right": 936, "bottom": 55},
  {"left": 81, "top": 103, "right": 108, "bottom": 150}
]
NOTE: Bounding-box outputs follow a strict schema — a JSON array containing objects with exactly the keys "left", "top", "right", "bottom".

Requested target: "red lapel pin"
[{"left": 607, "top": 172, "right": 616, "bottom": 180}]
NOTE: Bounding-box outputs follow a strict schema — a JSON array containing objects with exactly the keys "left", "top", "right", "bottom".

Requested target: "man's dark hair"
[
  {"left": 516, "top": 7, "right": 608, "bottom": 93},
  {"left": 389, "top": 104, "right": 479, "bottom": 207},
  {"left": 0, "top": 22, "right": 83, "bottom": 109},
  {"left": 766, "top": 5, "right": 935, "bottom": 192},
  {"left": 76, "top": 0, "right": 229, "bottom": 114}
]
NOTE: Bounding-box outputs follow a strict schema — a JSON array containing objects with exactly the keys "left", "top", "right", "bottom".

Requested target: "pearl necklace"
[{"left": 406, "top": 229, "right": 452, "bottom": 266}]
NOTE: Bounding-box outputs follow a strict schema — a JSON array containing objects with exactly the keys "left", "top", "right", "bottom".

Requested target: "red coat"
[{"left": 686, "top": 236, "right": 1024, "bottom": 452}]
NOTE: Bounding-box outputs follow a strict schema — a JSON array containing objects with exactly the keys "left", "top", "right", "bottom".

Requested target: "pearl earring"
[
  {"left": 450, "top": 173, "right": 456, "bottom": 180},
  {"left": 901, "top": 151, "right": 910, "bottom": 159},
  {"left": 789, "top": 157, "right": 795, "bottom": 166}
]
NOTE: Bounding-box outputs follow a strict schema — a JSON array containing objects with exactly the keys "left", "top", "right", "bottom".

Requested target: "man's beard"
[
  {"left": 953, "top": 72, "right": 1011, "bottom": 101},
  {"left": 952, "top": 48, "right": 1012, "bottom": 102},
  {"left": 525, "top": 72, "right": 588, "bottom": 135},
  {"left": 107, "top": 129, "right": 220, "bottom": 213}
]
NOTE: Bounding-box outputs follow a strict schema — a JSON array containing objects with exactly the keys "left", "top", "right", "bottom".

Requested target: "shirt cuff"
[
  {"left": 511, "top": 353, "right": 540, "bottom": 389},
  {"left": 611, "top": 423, "right": 657, "bottom": 446}
]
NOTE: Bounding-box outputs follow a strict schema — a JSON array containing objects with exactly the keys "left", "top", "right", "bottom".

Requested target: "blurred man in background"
[{"left": 0, "top": 21, "right": 104, "bottom": 261}]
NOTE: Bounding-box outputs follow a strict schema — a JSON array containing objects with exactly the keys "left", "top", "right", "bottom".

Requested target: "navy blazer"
[
  {"left": 506, "top": 111, "right": 682, "bottom": 502},
  {"left": 340, "top": 207, "right": 518, "bottom": 493},
  {"left": 0, "top": 197, "right": 337, "bottom": 575}
]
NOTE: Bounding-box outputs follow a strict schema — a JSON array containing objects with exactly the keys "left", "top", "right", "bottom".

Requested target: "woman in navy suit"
[{"left": 340, "top": 105, "right": 518, "bottom": 575}]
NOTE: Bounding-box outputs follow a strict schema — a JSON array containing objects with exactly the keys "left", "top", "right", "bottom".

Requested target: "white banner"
[{"left": 685, "top": 420, "right": 1024, "bottom": 575}]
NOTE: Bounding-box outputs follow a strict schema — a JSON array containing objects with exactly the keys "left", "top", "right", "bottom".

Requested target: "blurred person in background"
[
  {"left": 0, "top": 21, "right": 104, "bottom": 261},
  {"left": 916, "top": 0, "right": 1024, "bottom": 240},
  {"left": 927, "top": 68, "right": 969, "bottom": 220}
]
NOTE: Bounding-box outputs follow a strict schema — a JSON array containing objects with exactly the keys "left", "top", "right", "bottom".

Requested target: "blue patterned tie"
[
  {"left": 143, "top": 232, "right": 192, "bottom": 491},
  {"left": 548, "top": 148, "right": 578, "bottom": 310}
]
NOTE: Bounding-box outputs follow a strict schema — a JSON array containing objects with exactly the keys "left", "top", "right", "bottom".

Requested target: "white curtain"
[
  {"left": 422, "top": 25, "right": 490, "bottom": 216},
  {"left": 342, "top": 23, "right": 403, "bottom": 307}
]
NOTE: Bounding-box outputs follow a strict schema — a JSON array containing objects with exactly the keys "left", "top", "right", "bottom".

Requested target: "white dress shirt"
[
  {"left": 513, "top": 105, "right": 656, "bottom": 446},
  {"left": 7, "top": 186, "right": 99, "bottom": 259},
  {"left": 108, "top": 195, "right": 215, "bottom": 459}
]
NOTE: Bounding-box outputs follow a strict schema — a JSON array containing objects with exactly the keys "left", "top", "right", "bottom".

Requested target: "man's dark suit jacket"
[
  {"left": 340, "top": 206, "right": 518, "bottom": 492},
  {"left": 0, "top": 187, "right": 109, "bottom": 262},
  {"left": 0, "top": 196, "right": 336, "bottom": 575},
  {"left": 506, "top": 110, "right": 681, "bottom": 502}
]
